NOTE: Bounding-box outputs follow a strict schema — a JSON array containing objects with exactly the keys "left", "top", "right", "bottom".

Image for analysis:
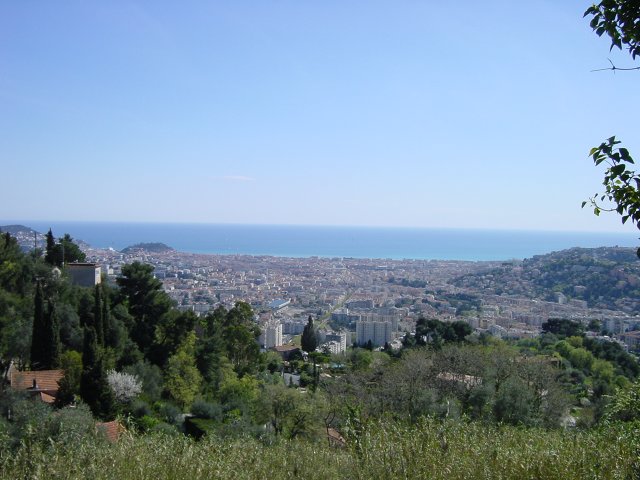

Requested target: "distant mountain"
[
  {"left": 0, "top": 224, "right": 44, "bottom": 251},
  {"left": 0, "top": 224, "right": 91, "bottom": 251},
  {"left": 0, "top": 224, "right": 38, "bottom": 235},
  {"left": 121, "top": 242, "right": 174, "bottom": 254},
  {"left": 451, "top": 247, "right": 640, "bottom": 314}
]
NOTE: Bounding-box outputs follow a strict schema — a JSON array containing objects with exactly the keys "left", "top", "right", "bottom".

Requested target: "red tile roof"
[
  {"left": 10, "top": 370, "right": 64, "bottom": 392},
  {"left": 38, "top": 392, "right": 57, "bottom": 404},
  {"left": 96, "top": 420, "right": 125, "bottom": 442}
]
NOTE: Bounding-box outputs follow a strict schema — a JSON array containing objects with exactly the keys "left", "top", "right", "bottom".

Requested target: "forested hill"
[
  {"left": 121, "top": 242, "right": 174, "bottom": 253},
  {"left": 0, "top": 224, "right": 37, "bottom": 235},
  {"left": 451, "top": 247, "right": 640, "bottom": 313}
]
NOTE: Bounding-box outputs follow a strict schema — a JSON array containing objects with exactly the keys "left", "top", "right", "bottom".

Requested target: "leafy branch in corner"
[
  {"left": 585, "top": 1, "right": 640, "bottom": 60},
  {"left": 583, "top": 2, "right": 640, "bottom": 255},
  {"left": 583, "top": 136, "right": 640, "bottom": 254}
]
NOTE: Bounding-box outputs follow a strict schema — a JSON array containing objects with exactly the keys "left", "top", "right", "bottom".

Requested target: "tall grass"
[{"left": 1, "top": 419, "right": 638, "bottom": 479}]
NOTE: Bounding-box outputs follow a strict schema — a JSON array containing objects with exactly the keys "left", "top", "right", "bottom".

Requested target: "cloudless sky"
[{"left": 1, "top": 1, "right": 639, "bottom": 232}]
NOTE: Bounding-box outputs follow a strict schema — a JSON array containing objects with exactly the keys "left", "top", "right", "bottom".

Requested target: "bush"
[
  {"left": 191, "top": 400, "right": 223, "bottom": 420},
  {"left": 128, "top": 399, "right": 152, "bottom": 419}
]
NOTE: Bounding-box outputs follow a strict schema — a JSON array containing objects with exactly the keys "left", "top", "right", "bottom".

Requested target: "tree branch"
[{"left": 591, "top": 58, "right": 640, "bottom": 72}]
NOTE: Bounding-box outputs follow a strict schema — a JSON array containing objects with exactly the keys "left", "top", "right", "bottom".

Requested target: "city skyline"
[{"left": 2, "top": 1, "right": 639, "bottom": 233}]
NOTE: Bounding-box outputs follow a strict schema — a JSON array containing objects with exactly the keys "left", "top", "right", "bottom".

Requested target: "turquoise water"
[{"left": 7, "top": 221, "right": 639, "bottom": 261}]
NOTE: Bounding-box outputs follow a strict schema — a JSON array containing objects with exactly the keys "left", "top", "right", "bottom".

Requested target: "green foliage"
[
  {"left": 583, "top": 336, "right": 639, "bottom": 379},
  {"left": 263, "top": 383, "right": 318, "bottom": 439},
  {"left": 585, "top": 137, "right": 640, "bottom": 254},
  {"left": 1, "top": 419, "right": 639, "bottom": 479},
  {"left": 191, "top": 400, "right": 223, "bottom": 421},
  {"left": 116, "top": 262, "right": 174, "bottom": 360},
  {"left": 123, "top": 361, "right": 163, "bottom": 402},
  {"left": 197, "top": 303, "right": 260, "bottom": 378},
  {"left": 0, "top": 391, "right": 96, "bottom": 450},
  {"left": 93, "top": 285, "right": 104, "bottom": 345},
  {"left": 30, "top": 285, "right": 61, "bottom": 370},
  {"left": 56, "top": 350, "right": 83, "bottom": 407},
  {"left": 453, "top": 248, "right": 640, "bottom": 312},
  {"left": 584, "top": 4, "right": 640, "bottom": 249},
  {"left": 409, "top": 317, "right": 472, "bottom": 348},
  {"left": 42, "top": 300, "right": 61, "bottom": 369},
  {"left": 331, "top": 344, "right": 569, "bottom": 428},
  {"left": 301, "top": 315, "right": 317, "bottom": 353},
  {"left": 30, "top": 281, "right": 46, "bottom": 370},
  {"left": 605, "top": 379, "right": 640, "bottom": 422},
  {"left": 164, "top": 331, "right": 202, "bottom": 409},
  {"left": 541, "top": 318, "right": 585, "bottom": 338},
  {"left": 45, "top": 231, "right": 86, "bottom": 267},
  {"left": 0, "top": 231, "right": 33, "bottom": 296},
  {"left": 152, "top": 309, "right": 197, "bottom": 366},
  {"left": 80, "top": 327, "right": 116, "bottom": 420},
  {"left": 585, "top": 1, "right": 640, "bottom": 59},
  {"left": 387, "top": 277, "right": 428, "bottom": 288}
]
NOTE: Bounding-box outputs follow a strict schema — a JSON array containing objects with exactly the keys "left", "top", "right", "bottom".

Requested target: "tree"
[
  {"left": 585, "top": 1, "right": 640, "bottom": 61},
  {"left": 30, "top": 281, "right": 46, "bottom": 370},
  {"left": 59, "top": 234, "right": 86, "bottom": 265},
  {"left": 583, "top": 3, "right": 640, "bottom": 246},
  {"left": 30, "top": 286, "right": 60, "bottom": 370},
  {"left": 93, "top": 285, "right": 104, "bottom": 345},
  {"left": 301, "top": 315, "right": 317, "bottom": 353},
  {"left": 116, "top": 262, "right": 173, "bottom": 360},
  {"left": 106, "top": 370, "right": 142, "bottom": 404},
  {"left": 542, "top": 318, "right": 585, "bottom": 338},
  {"left": 152, "top": 309, "right": 197, "bottom": 366},
  {"left": 44, "top": 231, "right": 86, "bottom": 267},
  {"left": 604, "top": 379, "right": 640, "bottom": 422},
  {"left": 41, "top": 300, "right": 60, "bottom": 369},
  {"left": 214, "top": 302, "right": 261, "bottom": 376},
  {"left": 164, "top": 331, "right": 202, "bottom": 409},
  {"left": 56, "top": 350, "right": 83, "bottom": 407},
  {"left": 80, "top": 327, "right": 116, "bottom": 420},
  {"left": 44, "top": 229, "right": 56, "bottom": 266}
]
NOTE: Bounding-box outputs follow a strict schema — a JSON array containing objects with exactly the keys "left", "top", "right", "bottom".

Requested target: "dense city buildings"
[
  {"left": 8, "top": 226, "right": 638, "bottom": 353},
  {"left": 67, "top": 242, "right": 640, "bottom": 353}
]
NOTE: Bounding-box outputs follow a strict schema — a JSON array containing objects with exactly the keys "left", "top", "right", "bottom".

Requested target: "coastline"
[{"left": 3, "top": 221, "right": 639, "bottom": 262}]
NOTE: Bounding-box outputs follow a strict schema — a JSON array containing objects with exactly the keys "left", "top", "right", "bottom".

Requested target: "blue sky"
[{"left": 1, "top": 1, "right": 639, "bottom": 232}]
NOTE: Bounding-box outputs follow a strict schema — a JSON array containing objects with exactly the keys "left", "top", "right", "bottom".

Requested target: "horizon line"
[{"left": 1, "top": 219, "right": 638, "bottom": 236}]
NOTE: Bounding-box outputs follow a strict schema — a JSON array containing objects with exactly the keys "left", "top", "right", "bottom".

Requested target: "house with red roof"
[{"left": 9, "top": 368, "right": 64, "bottom": 404}]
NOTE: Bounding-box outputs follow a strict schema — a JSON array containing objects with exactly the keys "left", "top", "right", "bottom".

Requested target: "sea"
[{"left": 7, "top": 221, "right": 639, "bottom": 262}]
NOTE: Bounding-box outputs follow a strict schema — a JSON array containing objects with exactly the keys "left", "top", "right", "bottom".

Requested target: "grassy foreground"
[{"left": 1, "top": 419, "right": 638, "bottom": 480}]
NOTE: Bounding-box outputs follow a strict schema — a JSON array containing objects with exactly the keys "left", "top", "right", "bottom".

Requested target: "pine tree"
[
  {"left": 301, "top": 315, "right": 317, "bottom": 353},
  {"left": 30, "top": 281, "right": 47, "bottom": 370},
  {"left": 80, "top": 327, "right": 116, "bottom": 420}
]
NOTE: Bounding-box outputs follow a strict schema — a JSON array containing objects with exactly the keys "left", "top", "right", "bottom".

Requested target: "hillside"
[
  {"left": 451, "top": 247, "right": 640, "bottom": 313},
  {"left": 0, "top": 224, "right": 37, "bottom": 235},
  {"left": 120, "top": 242, "right": 174, "bottom": 253}
]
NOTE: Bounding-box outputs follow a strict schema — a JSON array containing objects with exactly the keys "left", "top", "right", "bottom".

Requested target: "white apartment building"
[
  {"left": 260, "top": 321, "right": 283, "bottom": 349},
  {"left": 356, "top": 320, "right": 393, "bottom": 347}
]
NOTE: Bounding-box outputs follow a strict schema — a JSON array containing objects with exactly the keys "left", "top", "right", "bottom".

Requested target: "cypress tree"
[
  {"left": 42, "top": 300, "right": 60, "bottom": 369},
  {"left": 102, "top": 288, "right": 116, "bottom": 348},
  {"left": 93, "top": 285, "right": 104, "bottom": 345},
  {"left": 82, "top": 327, "right": 98, "bottom": 370},
  {"left": 44, "top": 229, "right": 57, "bottom": 266},
  {"left": 80, "top": 327, "right": 115, "bottom": 420},
  {"left": 301, "top": 315, "right": 317, "bottom": 353},
  {"left": 30, "top": 281, "right": 46, "bottom": 370}
]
